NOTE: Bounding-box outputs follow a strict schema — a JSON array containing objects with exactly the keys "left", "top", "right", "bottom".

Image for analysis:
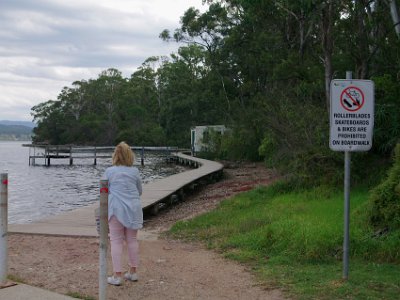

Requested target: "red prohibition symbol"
[
  {"left": 2, "top": 179, "right": 8, "bottom": 185},
  {"left": 100, "top": 187, "right": 109, "bottom": 194},
  {"left": 340, "top": 86, "right": 365, "bottom": 112}
]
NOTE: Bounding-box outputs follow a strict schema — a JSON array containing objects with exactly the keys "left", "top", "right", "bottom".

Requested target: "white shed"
[{"left": 190, "top": 125, "right": 227, "bottom": 154}]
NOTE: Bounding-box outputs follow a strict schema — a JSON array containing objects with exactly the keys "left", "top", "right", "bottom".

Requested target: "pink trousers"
[{"left": 108, "top": 216, "right": 139, "bottom": 273}]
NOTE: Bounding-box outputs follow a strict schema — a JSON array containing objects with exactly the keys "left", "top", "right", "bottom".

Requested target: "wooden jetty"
[
  {"left": 23, "top": 144, "right": 178, "bottom": 166},
  {"left": 8, "top": 152, "right": 224, "bottom": 236}
]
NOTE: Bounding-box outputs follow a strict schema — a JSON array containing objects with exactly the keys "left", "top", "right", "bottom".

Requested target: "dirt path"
[{"left": 8, "top": 162, "right": 287, "bottom": 300}]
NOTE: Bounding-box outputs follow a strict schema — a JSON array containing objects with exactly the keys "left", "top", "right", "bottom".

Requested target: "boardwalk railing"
[{"left": 23, "top": 144, "right": 179, "bottom": 166}]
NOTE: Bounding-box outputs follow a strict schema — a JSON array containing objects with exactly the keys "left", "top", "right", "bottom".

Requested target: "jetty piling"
[{"left": 141, "top": 146, "right": 144, "bottom": 166}]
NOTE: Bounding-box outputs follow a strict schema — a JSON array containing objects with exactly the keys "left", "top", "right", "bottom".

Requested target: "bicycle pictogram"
[{"left": 340, "top": 86, "right": 364, "bottom": 112}]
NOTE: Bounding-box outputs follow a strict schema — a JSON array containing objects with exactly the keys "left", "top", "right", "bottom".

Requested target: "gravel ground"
[{"left": 8, "top": 162, "right": 287, "bottom": 300}]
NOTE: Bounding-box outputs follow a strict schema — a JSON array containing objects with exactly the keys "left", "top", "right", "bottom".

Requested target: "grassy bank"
[{"left": 168, "top": 183, "right": 400, "bottom": 299}]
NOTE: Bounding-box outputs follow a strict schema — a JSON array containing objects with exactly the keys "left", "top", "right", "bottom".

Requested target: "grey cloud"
[
  {"left": 1, "top": 0, "right": 176, "bottom": 67},
  {"left": 0, "top": 0, "right": 205, "bottom": 120}
]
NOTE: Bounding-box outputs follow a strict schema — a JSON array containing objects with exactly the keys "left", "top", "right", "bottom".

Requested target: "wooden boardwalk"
[
  {"left": 142, "top": 152, "right": 223, "bottom": 214},
  {"left": 8, "top": 152, "right": 223, "bottom": 236}
]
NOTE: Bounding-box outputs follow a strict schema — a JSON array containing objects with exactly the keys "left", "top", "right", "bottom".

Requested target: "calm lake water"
[{"left": 0, "top": 141, "right": 183, "bottom": 224}]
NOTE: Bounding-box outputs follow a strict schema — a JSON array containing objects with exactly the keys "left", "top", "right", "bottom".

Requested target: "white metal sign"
[{"left": 330, "top": 79, "right": 374, "bottom": 152}]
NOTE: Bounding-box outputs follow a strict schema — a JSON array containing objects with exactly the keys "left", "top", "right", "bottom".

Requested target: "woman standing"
[{"left": 103, "top": 142, "right": 143, "bottom": 286}]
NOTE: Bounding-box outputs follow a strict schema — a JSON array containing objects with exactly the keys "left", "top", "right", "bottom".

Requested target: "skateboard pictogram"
[{"left": 340, "top": 86, "right": 364, "bottom": 112}]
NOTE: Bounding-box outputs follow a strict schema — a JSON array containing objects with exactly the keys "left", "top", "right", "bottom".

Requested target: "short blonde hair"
[{"left": 112, "top": 142, "right": 135, "bottom": 166}]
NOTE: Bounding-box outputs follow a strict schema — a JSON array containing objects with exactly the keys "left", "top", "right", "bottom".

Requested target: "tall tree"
[{"left": 389, "top": 0, "right": 400, "bottom": 38}]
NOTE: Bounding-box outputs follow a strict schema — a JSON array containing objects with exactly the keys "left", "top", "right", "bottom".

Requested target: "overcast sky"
[{"left": 0, "top": 0, "right": 207, "bottom": 122}]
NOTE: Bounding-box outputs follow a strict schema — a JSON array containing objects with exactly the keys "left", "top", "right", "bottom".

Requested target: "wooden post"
[
  {"left": 141, "top": 146, "right": 144, "bottom": 166},
  {"left": 94, "top": 147, "right": 97, "bottom": 165},
  {"left": 45, "top": 146, "right": 50, "bottom": 166},
  {"left": 33, "top": 146, "right": 36, "bottom": 166},
  {"left": 0, "top": 174, "right": 8, "bottom": 284},
  {"left": 69, "top": 146, "right": 73, "bottom": 166},
  {"left": 99, "top": 180, "right": 109, "bottom": 300}
]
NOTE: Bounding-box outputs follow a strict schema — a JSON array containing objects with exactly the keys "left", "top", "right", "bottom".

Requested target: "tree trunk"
[
  {"left": 389, "top": 0, "right": 400, "bottom": 38},
  {"left": 321, "top": 1, "right": 334, "bottom": 113},
  {"left": 355, "top": 0, "right": 370, "bottom": 79}
]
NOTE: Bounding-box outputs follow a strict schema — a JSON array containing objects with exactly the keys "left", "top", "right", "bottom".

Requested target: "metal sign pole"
[
  {"left": 330, "top": 71, "right": 374, "bottom": 280},
  {"left": 343, "top": 71, "right": 352, "bottom": 280},
  {"left": 343, "top": 151, "right": 351, "bottom": 280}
]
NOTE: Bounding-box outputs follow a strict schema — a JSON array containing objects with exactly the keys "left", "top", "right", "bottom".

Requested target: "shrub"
[{"left": 367, "top": 143, "right": 400, "bottom": 231}]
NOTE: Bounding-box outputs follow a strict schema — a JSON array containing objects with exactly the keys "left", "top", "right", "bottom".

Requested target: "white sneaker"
[
  {"left": 124, "top": 272, "right": 138, "bottom": 281},
  {"left": 107, "top": 276, "right": 123, "bottom": 286}
]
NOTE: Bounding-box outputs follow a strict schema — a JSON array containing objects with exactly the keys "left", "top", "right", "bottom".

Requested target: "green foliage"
[
  {"left": 261, "top": 260, "right": 400, "bottom": 300},
  {"left": 169, "top": 183, "right": 400, "bottom": 299},
  {"left": 351, "top": 152, "right": 390, "bottom": 187},
  {"left": 258, "top": 94, "right": 342, "bottom": 186},
  {"left": 372, "top": 75, "right": 400, "bottom": 155},
  {"left": 30, "top": 1, "right": 400, "bottom": 199},
  {"left": 171, "top": 182, "right": 400, "bottom": 264},
  {"left": 366, "top": 144, "right": 400, "bottom": 231},
  {"left": 199, "top": 125, "right": 262, "bottom": 161}
]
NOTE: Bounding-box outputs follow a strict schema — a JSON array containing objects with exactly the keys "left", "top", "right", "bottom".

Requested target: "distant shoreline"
[{"left": 0, "top": 136, "right": 32, "bottom": 141}]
